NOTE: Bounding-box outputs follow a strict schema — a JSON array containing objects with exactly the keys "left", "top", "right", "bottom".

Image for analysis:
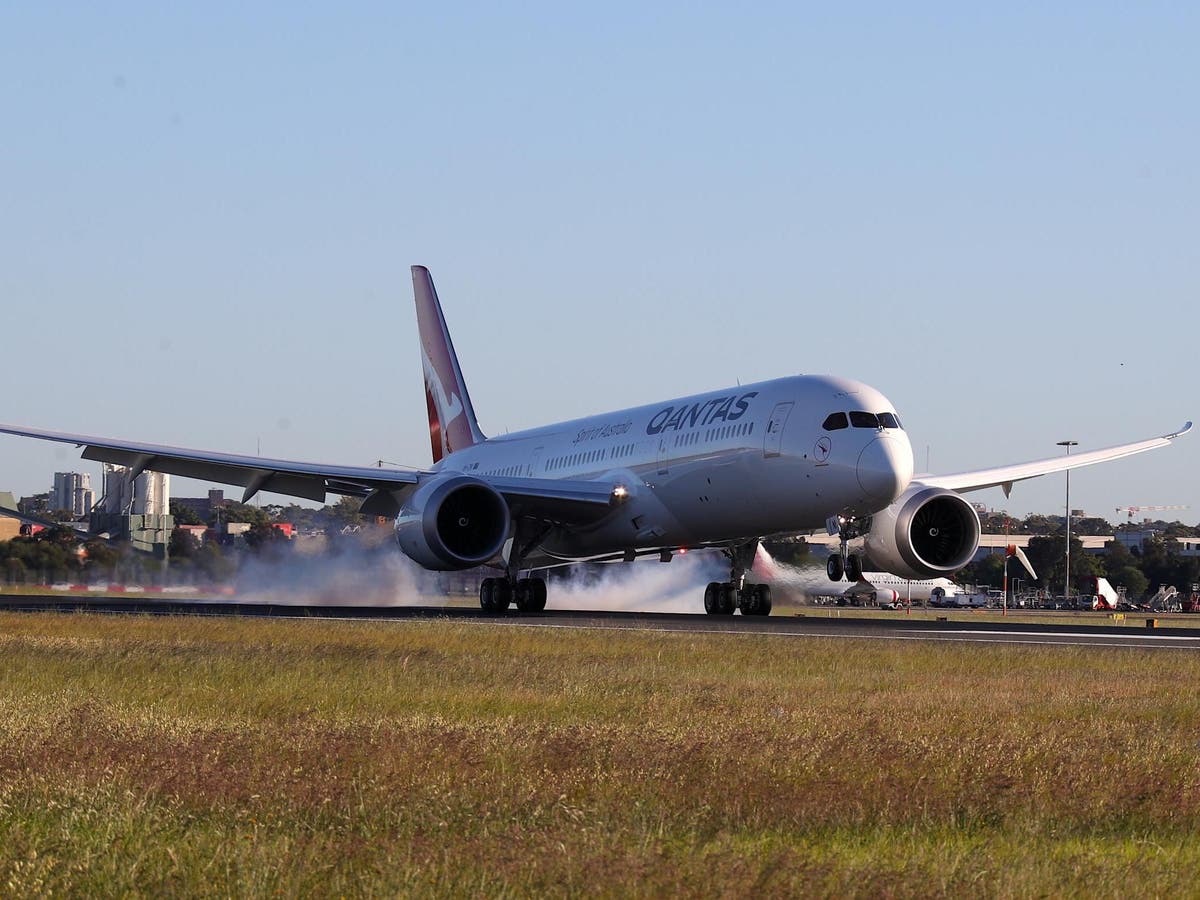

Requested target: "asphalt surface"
[{"left": 3, "top": 594, "right": 1200, "bottom": 650}]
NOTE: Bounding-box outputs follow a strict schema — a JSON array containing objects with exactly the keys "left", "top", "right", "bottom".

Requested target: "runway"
[{"left": 3, "top": 594, "right": 1200, "bottom": 650}]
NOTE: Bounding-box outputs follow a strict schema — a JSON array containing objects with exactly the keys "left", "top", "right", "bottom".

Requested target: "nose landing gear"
[{"left": 827, "top": 517, "right": 867, "bottom": 583}]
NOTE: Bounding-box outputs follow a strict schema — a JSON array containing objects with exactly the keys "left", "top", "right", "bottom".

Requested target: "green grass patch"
[{"left": 1, "top": 612, "right": 1198, "bottom": 897}]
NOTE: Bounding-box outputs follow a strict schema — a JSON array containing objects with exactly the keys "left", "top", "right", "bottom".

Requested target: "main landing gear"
[
  {"left": 827, "top": 516, "right": 865, "bottom": 583},
  {"left": 479, "top": 519, "right": 550, "bottom": 614},
  {"left": 480, "top": 576, "right": 547, "bottom": 613},
  {"left": 703, "top": 541, "right": 772, "bottom": 616}
]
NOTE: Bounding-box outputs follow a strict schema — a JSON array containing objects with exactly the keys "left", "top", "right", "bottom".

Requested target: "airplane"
[
  {"left": 751, "top": 544, "right": 960, "bottom": 606},
  {"left": 0, "top": 266, "right": 1192, "bottom": 616}
]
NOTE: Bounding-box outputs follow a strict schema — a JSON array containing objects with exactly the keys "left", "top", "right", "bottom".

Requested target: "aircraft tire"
[
  {"left": 739, "top": 586, "right": 756, "bottom": 616},
  {"left": 514, "top": 579, "right": 532, "bottom": 612},
  {"left": 718, "top": 583, "right": 737, "bottom": 615},
  {"left": 479, "top": 578, "right": 496, "bottom": 611},
  {"left": 704, "top": 582, "right": 720, "bottom": 614},
  {"left": 530, "top": 578, "right": 547, "bottom": 612},
  {"left": 515, "top": 578, "right": 547, "bottom": 613},
  {"left": 493, "top": 579, "right": 512, "bottom": 611},
  {"left": 754, "top": 584, "right": 772, "bottom": 616},
  {"left": 844, "top": 554, "right": 863, "bottom": 582},
  {"left": 827, "top": 554, "right": 844, "bottom": 581}
]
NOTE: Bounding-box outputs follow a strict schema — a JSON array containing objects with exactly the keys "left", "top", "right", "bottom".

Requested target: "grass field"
[{"left": 2, "top": 611, "right": 1199, "bottom": 897}]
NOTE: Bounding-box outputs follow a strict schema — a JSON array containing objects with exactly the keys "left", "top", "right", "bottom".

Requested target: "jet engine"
[
  {"left": 862, "top": 485, "right": 980, "bottom": 580},
  {"left": 395, "top": 475, "right": 510, "bottom": 570}
]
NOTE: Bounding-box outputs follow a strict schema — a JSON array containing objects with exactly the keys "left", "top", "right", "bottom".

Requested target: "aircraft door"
[
  {"left": 657, "top": 437, "right": 670, "bottom": 475},
  {"left": 527, "top": 447, "right": 544, "bottom": 477},
  {"left": 763, "top": 402, "right": 793, "bottom": 458}
]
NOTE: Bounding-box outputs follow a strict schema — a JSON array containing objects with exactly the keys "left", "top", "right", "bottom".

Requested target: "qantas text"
[{"left": 645, "top": 392, "right": 759, "bottom": 435}]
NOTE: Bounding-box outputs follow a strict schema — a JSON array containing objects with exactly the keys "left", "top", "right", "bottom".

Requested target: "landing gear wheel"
[
  {"left": 704, "top": 582, "right": 720, "bottom": 615},
  {"left": 515, "top": 579, "right": 532, "bottom": 612},
  {"left": 844, "top": 554, "right": 863, "bottom": 582},
  {"left": 738, "top": 584, "right": 773, "bottom": 616},
  {"left": 739, "top": 586, "right": 758, "bottom": 616},
  {"left": 752, "top": 584, "right": 772, "bottom": 616},
  {"left": 718, "top": 583, "right": 737, "bottom": 615},
  {"left": 515, "top": 578, "right": 548, "bottom": 613},
  {"left": 494, "top": 579, "right": 512, "bottom": 611},
  {"left": 827, "top": 554, "right": 845, "bottom": 581},
  {"left": 481, "top": 577, "right": 512, "bottom": 613},
  {"left": 479, "top": 577, "right": 496, "bottom": 612}
]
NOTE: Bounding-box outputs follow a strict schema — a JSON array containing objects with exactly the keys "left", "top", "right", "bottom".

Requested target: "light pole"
[{"left": 1057, "top": 440, "right": 1078, "bottom": 603}]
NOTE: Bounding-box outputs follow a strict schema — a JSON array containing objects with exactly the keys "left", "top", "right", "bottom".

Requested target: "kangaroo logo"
[{"left": 423, "top": 350, "right": 464, "bottom": 426}]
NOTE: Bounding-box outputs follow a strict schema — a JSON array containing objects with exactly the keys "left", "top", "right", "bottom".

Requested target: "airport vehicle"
[
  {"left": 0, "top": 267, "right": 1192, "bottom": 616},
  {"left": 1085, "top": 576, "right": 1126, "bottom": 611}
]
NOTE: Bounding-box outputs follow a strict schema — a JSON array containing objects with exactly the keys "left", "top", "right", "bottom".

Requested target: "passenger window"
[
  {"left": 849, "top": 411, "right": 879, "bottom": 428},
  {"left": 822, "top": 412, "right": 848, "bottom": 431}
]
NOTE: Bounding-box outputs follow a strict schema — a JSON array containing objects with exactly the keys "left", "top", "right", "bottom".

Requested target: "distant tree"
[
  {"left": 4, "top": 557, "right": 26, "bottom": 585},
  {"left": 276, "top": 503, "right": 320, "bottom": 532},
  {"left": 1072, "top": 516, "right": 1114, "bottom": 536},
  {"left": 317, "top": 496, "right": 363, "bottom": 532},
  {"left": 170, "top": 501, "right": 204, "bottom": 526},
  {"left": 244, "top": 522, "right": 290, "bottom": 559},
  {"left": 193, "top": 542, "right": 235, "bottom": 583},
  {"left": 1025, "top": 532, "right": 1098, "bottom": 594},
  {"left": 1164, "top": 521, "right": 1199, "bottom": 538},
  {"left": 1136, "top": 535, "right": 1199, "bottom": 594},
  {"left": 1109, "top": 565, "right": 1149, "bottom": 599},
  {"left": 169, "top": 528, "right": 201, "bottom": 559},
  {"left": 83, "top": 539, "right": 119, "bottom": 578},
  {"left": 1022, "top": 514, "right": 1058, "bottom": 534},
  {"left": 213, "top": 502, "right": 270, "bottom": 528},
  {"left": 959, "top": 553, "right": 1005, "bottom": 587}
]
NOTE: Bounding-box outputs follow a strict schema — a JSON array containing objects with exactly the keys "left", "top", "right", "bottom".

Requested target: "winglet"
[
  {"left": 1168, "top": 421, "right": 1193, "bottom": 440},
  {"left": 411, "top": 266, "right": 487, "bottom": 463}
]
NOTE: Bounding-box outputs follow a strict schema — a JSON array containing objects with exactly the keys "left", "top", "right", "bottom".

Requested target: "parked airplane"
[
  {"left": 0, "top": 266, "right": 1191, "bottom": 616},
  {"left": 751, "top": 545, "right": 960, "bottom": 606}
]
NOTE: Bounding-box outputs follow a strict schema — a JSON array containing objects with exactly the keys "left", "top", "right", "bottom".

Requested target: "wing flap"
[{"left": 487, "top": 475, "right": 623, "bottom": 524}]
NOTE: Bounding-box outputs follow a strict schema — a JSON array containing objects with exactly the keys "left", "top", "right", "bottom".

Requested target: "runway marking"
[
  {"left": 447, "top": 619, "right": 1200, "bottom": 650},
  {"left": 911, "top": 629, "right": 1200, "bottom": 642}
]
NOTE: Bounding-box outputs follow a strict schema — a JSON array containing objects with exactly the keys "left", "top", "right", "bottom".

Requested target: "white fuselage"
[
  {"left": 847, "top": 573, "right": 959, "bottom": 602},
  {"left": 433, "top": 374, "right": 914, "bottom": 564}
]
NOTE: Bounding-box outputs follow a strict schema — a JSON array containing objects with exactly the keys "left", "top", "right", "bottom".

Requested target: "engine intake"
[
  {"left": 395, "top": 475, "right": 510, "bottom": 570},
  {"left": 862, "top": 486, "right": 980, "bottom": 580}
]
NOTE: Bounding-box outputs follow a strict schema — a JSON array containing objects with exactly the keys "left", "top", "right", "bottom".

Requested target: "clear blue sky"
[{"left": 2, "top": 3, "right": 1197, "bottom": 523}]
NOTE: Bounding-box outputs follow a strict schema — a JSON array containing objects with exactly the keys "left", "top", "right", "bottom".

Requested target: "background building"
[
  {"left": 101, "top": 466, "right": 169, "bottom": 516},
  {"left": 51, "top": 472, "right": 94, "bottom": 518},
  {"left": 89, "top": 465, "right": 173, "bottom": 556}
]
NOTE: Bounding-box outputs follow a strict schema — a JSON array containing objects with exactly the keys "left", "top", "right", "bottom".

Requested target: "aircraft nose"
[{"left": 857, "top": 435, "right": 912, "bottom": 504}]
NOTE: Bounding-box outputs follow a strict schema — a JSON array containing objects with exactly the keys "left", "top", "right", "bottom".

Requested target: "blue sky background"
[{"left": 2, "top": 3, "right": 1196, "bottom": 522}]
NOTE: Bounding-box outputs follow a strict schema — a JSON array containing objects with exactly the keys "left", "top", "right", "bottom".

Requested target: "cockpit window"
[
  {"left": 822, "top": 412, "right": 848, "bottom": 431},
  {"left": 877, "top": 412, "right": 902, "bottom": 429},
  {"left": 849, "top": 411, "right": 879, "bottom": 428}
]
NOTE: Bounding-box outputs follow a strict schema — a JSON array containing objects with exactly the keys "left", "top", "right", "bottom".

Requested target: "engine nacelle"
[
  {"left": 862, "top": 485, "right": 981, "bottom": 580},
  {"left": 395, "top": 475, "right": 510, "bottom": 570}
]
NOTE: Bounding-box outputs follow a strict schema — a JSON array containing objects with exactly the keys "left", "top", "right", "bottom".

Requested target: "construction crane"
[{"left": 1115, "top": 504, "right": 1188, "bottom": 522}]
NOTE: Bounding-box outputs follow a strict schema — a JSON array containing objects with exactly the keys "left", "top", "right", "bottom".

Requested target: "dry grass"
[{"left": 1, "top": 612, "right": 1198, "bottom": 897}]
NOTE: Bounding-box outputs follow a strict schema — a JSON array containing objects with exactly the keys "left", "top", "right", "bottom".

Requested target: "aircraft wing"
[
  {"left": 0, "top": 422, "right": 425, "bottom": 504},
  {"left": 918, "top": 422, "right": 1192, "bottom": 497},
  {"left": 0, "top": 423, "right": 622, "bottom": 523}
]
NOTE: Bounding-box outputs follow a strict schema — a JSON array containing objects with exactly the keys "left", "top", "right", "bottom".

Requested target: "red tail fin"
[{"left": 411, "top": 266, "right": 486, "bottom": 463}]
